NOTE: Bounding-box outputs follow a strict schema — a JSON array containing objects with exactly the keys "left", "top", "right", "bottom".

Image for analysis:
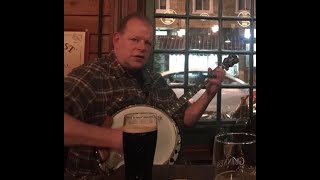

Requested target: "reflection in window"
[
  {"left": 192, "top": 0, "right": 213, "bottom": 14},
  {"left": 235, "top": 0, "right": 256, "bottom": 13},
  {"left": 189, "top": 28, "right": 218, "bottom": 50},
  {"left": 245, "top": 45, "right": 256, "bottom": 67},
  {"left": 244, "top": 29, "right": 256, "bottom": 39},
  {"left": 196, "top": 0, "right": 209, "bottom": 10},
  {"left": 156, "top": 0, "right": 170, "bottom": 13}
]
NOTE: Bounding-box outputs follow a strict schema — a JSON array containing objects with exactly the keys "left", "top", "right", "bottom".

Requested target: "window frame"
[{"left": 147, "top": 0, "right": 256, "bottom": 125}]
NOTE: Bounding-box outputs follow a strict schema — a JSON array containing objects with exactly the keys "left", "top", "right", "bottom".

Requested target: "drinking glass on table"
[
  {"left": 122, "top": 113, "right": 158, "bottom": 180},
  {"left": 213, "top": 132, "right": 256, "bottom": 180}
]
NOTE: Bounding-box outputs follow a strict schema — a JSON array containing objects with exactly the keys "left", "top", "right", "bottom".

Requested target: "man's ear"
[{"left": 113, "top": 32, "right": 120, "bottom": 47}]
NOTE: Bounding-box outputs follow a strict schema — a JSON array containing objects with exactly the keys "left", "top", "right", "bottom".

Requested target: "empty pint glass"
[{"left": 213, "top": 132, "right": 256, "bottom": 180}]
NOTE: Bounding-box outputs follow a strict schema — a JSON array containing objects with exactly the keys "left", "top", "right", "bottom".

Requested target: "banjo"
[{"left": 95, "top": 55, "right": 239, "bottom": 176}]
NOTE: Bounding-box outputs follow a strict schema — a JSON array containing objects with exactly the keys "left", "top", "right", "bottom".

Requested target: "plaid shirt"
[{"left": 64, "top": 52, "right": 186, "bottom": 178}]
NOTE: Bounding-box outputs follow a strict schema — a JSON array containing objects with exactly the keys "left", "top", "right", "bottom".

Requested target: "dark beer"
[{"left": 123, "top": 124, "right": 157, "bottom": 180}]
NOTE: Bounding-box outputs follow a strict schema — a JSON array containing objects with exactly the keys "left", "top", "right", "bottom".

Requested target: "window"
[
  {"left": 192, "top": 0, "right": 213, "bottom": 14},
  {"left": 149, "top": 0, "right": 256, "bottom": 123},
  {"left": 155, "top": 0, "right": 170, "bottom": 13}
]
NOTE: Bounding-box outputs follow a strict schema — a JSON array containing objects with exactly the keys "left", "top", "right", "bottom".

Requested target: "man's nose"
[{"left": 137, "top": 40, "right": 146, "bottom": 50}]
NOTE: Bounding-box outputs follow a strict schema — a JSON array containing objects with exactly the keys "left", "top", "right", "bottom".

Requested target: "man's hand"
[
  {"left": 206, "top": 67, "right": 225, "bottom": 98},
  {"left": 102, "top": 115, "right": 114, "bottom": 128},
  {"left": 98, "top": 116, "right": 123, "bottom": 162}
]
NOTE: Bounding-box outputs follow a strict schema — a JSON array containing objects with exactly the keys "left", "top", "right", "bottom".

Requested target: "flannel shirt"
[{"left": 64, "top": 51, "right": 186, "bottom": 178}]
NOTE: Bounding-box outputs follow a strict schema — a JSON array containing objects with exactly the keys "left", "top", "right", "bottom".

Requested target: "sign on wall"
[{"left": 64, "top": 30, "right": 89, "bottom": 76}]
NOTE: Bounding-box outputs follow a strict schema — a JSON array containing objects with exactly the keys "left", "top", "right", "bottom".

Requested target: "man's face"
[{"left": 113, "top": 18, "right": 153, "bottom": 71}]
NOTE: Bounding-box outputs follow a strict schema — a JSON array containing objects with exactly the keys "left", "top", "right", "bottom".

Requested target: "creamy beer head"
[
  {"left": 124, "top": 124, "right": 157, "bottom": 133},
  {"left": 123, "top": 113, "right": 157, "bottom": 133}
]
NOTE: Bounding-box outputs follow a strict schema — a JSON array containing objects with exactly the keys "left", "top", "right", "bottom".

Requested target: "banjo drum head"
[{"left": 102, "top": 105, "right": 182, "bottom": 173}]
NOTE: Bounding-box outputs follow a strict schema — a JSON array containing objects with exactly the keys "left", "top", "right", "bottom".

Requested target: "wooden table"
[{"left": 65, "top": 164, "right": 214, "bottom": 180}]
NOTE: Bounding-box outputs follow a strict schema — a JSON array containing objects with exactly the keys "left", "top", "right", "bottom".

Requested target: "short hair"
[{"left": 117, "top": 13, "right": 153, "bottom": 34}]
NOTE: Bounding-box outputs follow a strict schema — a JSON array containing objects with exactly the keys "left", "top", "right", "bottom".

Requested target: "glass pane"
[
  {"left": 189, "top": 20, "right": 219, "bottom": 50},
  {"left": 160, "top": 0, "right": 166, "bottom": 9},
  {"left": 253, "top": 0, "right": 256, "bottom": 17},
  {"left": 156, "top": 53, "right": 186, "bottom": 98},
  {"left": 183, "top": 86, "right": 249, "bottom": 120},
  {"left": 222, "top": 0, "right": 236, "bottom": 16},
  {"left": 222, "top": 88, "right": 250, "bottom": 119},
  {"left": 189, "top": 0, "right": 218, "bottom": 16},
  {"left": 188, "top": 53, "right": 217, "bottom": 85},
  {"left": 243, "top": 22, "right": 256, "bottom": 47},
  {"left": 253, "top": 21, "right": 256, "bottom": 50},
  {"left": 222, "top": 0, "right": 254, "bottom": 17},
  {"left": 253, "top": 54, "right": 256, "bottom": 85},
  {"left": 155, "top": 18, "right": 186, "bottom": 50},
  {"left": 185, "top": 53, "right": 217, "bottom": 117},
  {"left": 155, "top": 0, "right": 186, "bottom": 15},
  {"left": 188, "top": 54, "right": 216, "bottom": 70},
  {"left": 221, "top": 88, "right": 249, "bottom": 119},
  {"left": 153, "top": 53, "right": 185, "bottom": 73},
  {"left": 222, "top": 21, "right": 251, "bottom": 51},
  {"left": 232, "top": 54, "right": 254, "bottom": 85},
  {"left": 253, "top": 88, "right": 256, "bottom": 113}
]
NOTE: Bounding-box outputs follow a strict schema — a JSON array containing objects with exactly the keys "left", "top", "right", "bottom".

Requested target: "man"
[{"left": 64, "top": 13, "right": 225, "bottom": 179}]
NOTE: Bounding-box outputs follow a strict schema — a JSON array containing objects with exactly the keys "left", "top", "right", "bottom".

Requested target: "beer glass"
[
  {"left": 213, "top": 132, "right": 256, "bottom": 180},
  {"left": 122, "top": 113, "right": 158, "bottom": 180}
]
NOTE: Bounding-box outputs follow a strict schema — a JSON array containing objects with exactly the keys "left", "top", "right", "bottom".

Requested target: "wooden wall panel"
[
  {"left": 64, "top": 0, "right": 144, "bottom": 60},
  {"left": 128, "top": 0, "right": 138, "bottom": 15},
  {"left": 88, "top": 53, "right": 108, "bottom": 62},
  {"left": 89, "top": 35, "right": 111, "bottom": 53},
  {"left": 64, "top": 16, "right": 113, "bottom": 34},
  {"left": 64, "top": 0, "right": 113, "bottom": 15}
]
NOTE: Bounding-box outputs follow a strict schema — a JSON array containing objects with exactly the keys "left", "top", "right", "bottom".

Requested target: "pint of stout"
[{"left": 123, "top": 113, "right": 158, "bottom": 180}]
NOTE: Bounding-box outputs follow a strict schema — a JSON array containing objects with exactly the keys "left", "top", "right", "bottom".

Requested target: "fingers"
[
  {"left": 207, "top": 68, "right": 216, "bottom": 78},
  {"left": 102, "top": 115, "right": 124, "bottom": 132},
  {"left": 98, "top": 149, "right": 110, "bottom": 162},
  {"left": 102, "top": 115, "right": 114, "bottom": 128},
  {"left": 206, "top": 79, "right": 222, "bottom": 91},
  {"left": 207, "top": 78, "right": 221, "bottom": 85},
  {"left": 208, "top": 67, "right": 225, "bottom": 84}
]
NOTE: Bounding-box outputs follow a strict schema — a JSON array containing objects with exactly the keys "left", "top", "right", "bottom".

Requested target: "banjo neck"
[
  {"left": 158, "top": 55, "right": 239, "bottom": 119},
  {"left": 95, "top": 55, "right": 239, "bottom": 176}
]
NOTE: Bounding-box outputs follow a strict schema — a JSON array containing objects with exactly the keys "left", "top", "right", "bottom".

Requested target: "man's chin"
[{"left": 130, "top": 62, "right": 145, "bottom": 69}]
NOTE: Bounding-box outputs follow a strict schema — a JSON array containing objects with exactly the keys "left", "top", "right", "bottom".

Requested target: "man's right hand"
[{"left": 98, "top": 116, "right": 123, "bottom": 162}]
